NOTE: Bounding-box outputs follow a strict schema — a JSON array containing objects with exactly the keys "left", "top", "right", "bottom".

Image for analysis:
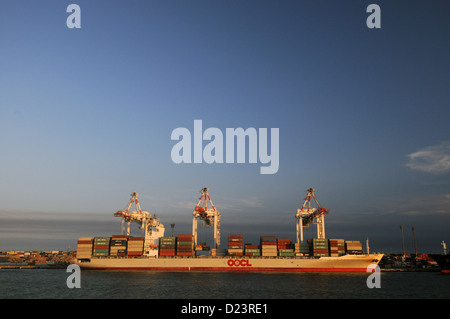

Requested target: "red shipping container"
[
  {"left": 159, "top": 253, "right": 176, "bottom": 256},
  {"left": 177, "top": 245, "right": 193, "bottom": 249},
  {"left": 127, "top": 251, "right": 143, "bottom": 256},
  {"left": 177, "top": 234, "right": 193, "bottom": 239},
  {"left": 159, "top": 249, "right": 176, "bottom": 253},
  {"left": 261, "top": 242, "right": 277, "bottom": 245},
  {"left": 177, "top": 248, "right": 193, "bottom": 252},
  {"left": 93, "top": 245, "right": 109, "bottom": 249},
  {"left": 77, "top": 240, "right": 93, "bottom": 244},
  {"left": 177, "top": 252, "right": 193, "bottom": 256}
]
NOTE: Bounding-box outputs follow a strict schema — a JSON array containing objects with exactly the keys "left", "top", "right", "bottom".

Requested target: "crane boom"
[
  {"left": 295, "top": 188, "right": 330, "bottom": 244},
  {"left": 114, "top": 192, "right": 165, "bottom": 256},
  {"left": 192, "top": 187, "right": 221, "bottom": 249}
]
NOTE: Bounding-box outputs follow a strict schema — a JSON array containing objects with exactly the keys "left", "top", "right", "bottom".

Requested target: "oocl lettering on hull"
[
  {"left": 227, "top": 259, "right": 253, "bottom": 267},
  {"left": 171, "top": 120, "right": 279, "bottom": 174}
]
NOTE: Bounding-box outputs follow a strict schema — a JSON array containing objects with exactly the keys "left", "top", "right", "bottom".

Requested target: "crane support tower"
[
  {"left": 192, "top": 187, "right": 221, "bottom": 249},
  {"left": 295, "top": 188, "right": 330, "bottom": 244},
  {"left": 114, "top": 192, "right": 165, "bottom": 257}
]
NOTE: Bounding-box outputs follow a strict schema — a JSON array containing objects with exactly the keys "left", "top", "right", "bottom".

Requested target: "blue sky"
[{"left": 1, "top": 1, "right": 449, "bottom": 254}]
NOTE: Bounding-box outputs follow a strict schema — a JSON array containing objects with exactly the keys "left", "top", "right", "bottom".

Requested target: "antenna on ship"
[
  {"left": 171, "top": 224, "right": 175, "bottom": 237},
  {"left": 442, "top": 241, "right": 447, "bottom": 255}
]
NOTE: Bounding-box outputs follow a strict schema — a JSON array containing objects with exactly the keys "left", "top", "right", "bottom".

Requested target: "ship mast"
[{"left": 295, "top": 188, "right": 330, "bottom": 244}]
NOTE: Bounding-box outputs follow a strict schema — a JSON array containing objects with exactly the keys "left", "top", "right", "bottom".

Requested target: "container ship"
[{"left": 75, "top": 188, "right": 383, "bottom": 272}]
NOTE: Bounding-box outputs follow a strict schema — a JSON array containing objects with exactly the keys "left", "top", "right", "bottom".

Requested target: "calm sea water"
[{"left": 0, "top": 269, "right": 449, "bottom": 299}]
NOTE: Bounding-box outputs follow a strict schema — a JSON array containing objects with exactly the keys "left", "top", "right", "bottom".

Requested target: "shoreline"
[{"left": 0, "top": 265, "right": 68, "bottom": 269}]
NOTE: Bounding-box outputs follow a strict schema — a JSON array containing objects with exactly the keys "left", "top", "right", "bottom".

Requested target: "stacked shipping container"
[
  {"left": 338, "top": 240, "right": 346, "bottom": 255},
  {"left": 110, "top": 235, "right": 128, "bottom": 257},
  {"left": 310, "top": 238, "right": 329, "bottom": 257},
  {"left": 127, "top": 237, "right": 144, "bottom": 257},
  {"left": 244, "top": 244, "right": 260, "bottom": 257},
  {"left": 228, "top": 235, "right": 244, "bottom": 256},
  {"left": 159, "top": 236, "right": 176, "bottom": 257},
  {"left": 277, "top": 238, "right": 294, "bottom": 257},
  {"left": 345, "top": 240, "right": 363, "bottom": 254},
  {"left": 177, "top": 234, "right": 194, "bottom": 257},
  {"left": 295, "top": 243, "right": 311, "bottom": 256},
  {"left": 77, "top": 234, "right": 365, "bottom": 259},
  {"left": 76, "top": 237, "right": 93, "bottom": 259},
  {"left": 329, "top": 239, "right": 345, "bottom": 257},
  {"left": 260, "top": 236, "right": 277, "bottom": 257},
  {"left": 93, "top": 237, "right": 110, "bottom": 257}
]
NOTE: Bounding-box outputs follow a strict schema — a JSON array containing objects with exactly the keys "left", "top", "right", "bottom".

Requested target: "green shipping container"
[
  {"left": 93, "top": 249, "right": 109, "bottom": 256},
  {"left": 160, "top": 244, "right": 176, "bottom": 249},
  {"left": 313, "top": 244, "right": 328, "bottom": 249},
  {"left": 279, "top": 252, "right": 295, "bottom": 257},
  {"left": 278, "top": 249, "right": 294, "bottom": 253},
  {"left": 177, "top": 241, "right": 193, "bottom": 245},
  {"left": 93, "top": 249, "right": 109, "bottom": 253},
  {"left": 94, "top": 241, "right": 111, "bottom": 245}
]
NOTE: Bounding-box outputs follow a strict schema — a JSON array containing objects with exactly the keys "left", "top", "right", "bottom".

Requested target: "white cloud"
[{"left": 406, "top": 142, "right": 450, "bottom": 174}]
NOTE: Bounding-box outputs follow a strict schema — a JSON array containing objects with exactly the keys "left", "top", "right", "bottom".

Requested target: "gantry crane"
[
  {"left": 295, "top": 188, "right": 330, "bottom": 244},
  {"left": 114, "top": 192, "right": 165, "bottom": 256},
  {"left": 192, "top": 187, "right": 221, "bottom": 249}
]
